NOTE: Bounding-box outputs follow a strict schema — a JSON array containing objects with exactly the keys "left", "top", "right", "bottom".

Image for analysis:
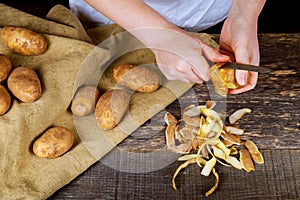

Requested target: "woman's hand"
[
  {"left": 151, "top": 32, "right": 230, "bottom": 83},
  {"left": 84, "top": 0, "right": 230, "bottom": 84},
  {"left": 219, "top": 0, "right": 266, "bottom": 94},
  {"left": 84, "top": 0, "right": 265, "bottom": 92}
]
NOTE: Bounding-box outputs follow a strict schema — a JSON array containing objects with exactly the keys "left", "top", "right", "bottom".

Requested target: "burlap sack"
[{"left": 0, "top": 4, "right": 218, "bottom": 199}]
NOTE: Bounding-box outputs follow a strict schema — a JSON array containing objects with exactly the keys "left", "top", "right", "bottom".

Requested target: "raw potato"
[
  {"left": 33, "top": 126, "right": 74, "bottom": 158},
  {"left": 210, "top": 63, "right": 228, "bottom": 96},
  {"left": 1, "top": 26, "right": 47, "bottom": 56},
  {"left": 71, "top": 85, "right": 100, "bottom": 116},
  {"left": 0, "top": 54, "right": 12, "bottom": 82},
  {"left": 219, "top": 68, "right": 240, "bottom": 89},
  {"left": 7, "top": 66, "right": 42, "bottom": 103},
  {"left": 0, "top": 85, "right": 11, "bottom": 115},
  {"left": 95, "top": 89, "right": 129, "bottom": 130},
  {"left": 210, "top": 62, "right": 240, "bottom": 96},
  {"left": 112, "top": 64, "right": 161, "bottom": 92}
]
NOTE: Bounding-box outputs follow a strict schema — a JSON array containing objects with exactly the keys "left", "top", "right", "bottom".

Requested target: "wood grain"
[
  {"left": 115, "top": 34, "right": 300, "bottom": 151},
  {"left": 48, "top": 34, "right": 300, "bottom": 199},
  {"left": 49, "top": 150, "right": 300, "bottom": 199}
]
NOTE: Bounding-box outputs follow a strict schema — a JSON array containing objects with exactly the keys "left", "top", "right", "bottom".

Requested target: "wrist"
[
  {"left": 228, "top": 0, "right": 266, "bottom": 21},
  {"left": 129, "top": 25, "right": 195, "bottom": 52}
]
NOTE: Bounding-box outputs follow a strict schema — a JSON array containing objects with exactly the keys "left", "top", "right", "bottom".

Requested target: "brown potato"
[
  {"left": 0, "top": 85, "right": 11, "bottom": 115},
  {"left": 1, "top": 26, "right": 47, "bottom": 56},
  {"left": 95, "top": 89, "right": 129, "bottom": 130},
  {"left": 33, "top": 126, "right": 74, "bottom": 158},
  {"left": 0, "top": 54, "right": 12, "bottom": 82},
  {"left": 7, "top": 66, "right": 42, "bottom": 103},
  {"left": 71, "top": 85, "right": 100, "bottom": 116},
  {"left": 112, "top": 64, "right": 161, "bottom": 92}
]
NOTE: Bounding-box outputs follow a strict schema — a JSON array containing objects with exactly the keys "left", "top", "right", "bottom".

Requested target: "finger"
[
  {"left": 176, "top": 53, "right": 210, "bottom": 82},
  {"left": 189, "top": 56, "right": 211, "bottom": 81},
  {"left": 171, "top": 67, "right": 204, "bottom": 83},
  {"left": 169, "top": 58, "right": 205, "bottom": 83},
  {"left": 164, "top": 72, "right": 196, "bottom": 83},
  {"left": 229, "top": 71, "right": 258, "bottom": 94},
  {"left": 219, "top": 48, "right": 235, "bottom": 61},
  {"left": 201, "top": 43, "right": 231, "bottom": 62},
  {"left": 157, "top": 63, "right": 203, "bottom": 83},
  {"left": 189, "top": 68, "right": 204, "bottom": 83}
]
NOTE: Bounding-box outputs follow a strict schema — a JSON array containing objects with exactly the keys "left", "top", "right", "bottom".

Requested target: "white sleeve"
[
  {"left": 69, "top": 0, "right": 114, "bottom": 28},
  {"left": 69, "top": 0, "right": 232, "bottom": 31}
]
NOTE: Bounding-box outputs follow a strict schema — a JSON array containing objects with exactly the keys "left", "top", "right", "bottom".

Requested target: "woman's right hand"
[
  {"left": 84, "top": 0, "right": 230, "bottom": 84},
  {"left": 150, "top": 31, "right": 230, "bottom": 83}
]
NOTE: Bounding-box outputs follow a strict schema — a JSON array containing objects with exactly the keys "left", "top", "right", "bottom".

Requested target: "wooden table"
[{"left": 47, "top": 34, "right": 299, "bottom": 199}]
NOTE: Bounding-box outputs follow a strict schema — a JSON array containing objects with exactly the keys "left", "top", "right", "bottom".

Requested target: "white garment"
[{"left": 69, "top": 0, "right": 232, "bottom": 31}]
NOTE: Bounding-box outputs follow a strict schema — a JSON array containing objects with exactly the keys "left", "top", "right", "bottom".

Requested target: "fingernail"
[{"left": 237, "top": 74, "right": 248, "bottom": 86}]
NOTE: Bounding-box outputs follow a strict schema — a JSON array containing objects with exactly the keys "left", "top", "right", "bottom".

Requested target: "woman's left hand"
[{"left": 219, "top": 0, "right": 266, "bottom": 94}]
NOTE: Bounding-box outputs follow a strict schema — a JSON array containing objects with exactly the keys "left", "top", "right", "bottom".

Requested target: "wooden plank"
[
  {"left": 113, "top": 33, "right": 300, "bottom": 150},
  {"left": 48, "top": 149, "right": 300, "bottom": 199},
  {"left": 47, "top": 33, "right": 300, "bottom": 199}
]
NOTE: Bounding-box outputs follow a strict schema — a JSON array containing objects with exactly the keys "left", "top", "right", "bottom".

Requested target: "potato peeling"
[
  {"left": 229, "top": 108, "right": 252, "bottom": 124},
  {"left": 210, "top": 62, "right": 241, "bottom": 96},
  {"left": 164, "top": 101, "right": 264, "bottom": 196}
]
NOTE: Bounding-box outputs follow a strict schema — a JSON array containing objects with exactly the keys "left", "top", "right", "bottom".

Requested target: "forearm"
[
  {"left": 84, "top": 0, "right": 182, "bottom": 44},
  {"left": 85, "top": 0, "right": 173, "bottom": 29},
  {"left": 228, "top": 0, "right": 266, "bottom": 21},
  {"left": 84, "top": 0, "right": 230, "bottom": 84},
  {"left": 84, "top": 0, "right": 199, "bottom": 52}
]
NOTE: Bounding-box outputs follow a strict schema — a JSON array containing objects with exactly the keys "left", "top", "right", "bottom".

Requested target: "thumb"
[
  {"left": 235, "top": 70, "right": 250, "bottom": 86},
  {"left": 234, "top": 49, "right": 251, "bottom": 86}
]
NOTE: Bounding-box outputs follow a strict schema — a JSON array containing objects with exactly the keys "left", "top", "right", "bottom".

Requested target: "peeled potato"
[
  {"left": 210, "top": 62, "right": 240, "bottom": 96},
  {"left": 1, "top": 26, "right": 47, "bottom": 56},
  {"left": 0, "top": 54, "right": 12, "bottom": 82},
  {"left": 7, "top": 66, "right": 42, "bottom": 103},
  {"left": 0, "top": 85, "right": 11, "bottom": 115},
  {"left": 95, "top": 89, "right": 129, "bottom": 130},
  {"left": 33, "top": 126, "right": 74, "bottom": 158},
  {"left": 71, "top": 85, "right": 100, "bottom": 116},
  {"left": 112, "top": 64, "right": 161, "bottom": 92},
  {"left": 219, "top": 68, "right": 240, "bottom": 89}
]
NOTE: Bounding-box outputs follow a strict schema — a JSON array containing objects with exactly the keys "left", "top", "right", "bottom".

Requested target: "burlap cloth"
[{"left": 0, "top": 4, "right": 218, "bottom": 199}]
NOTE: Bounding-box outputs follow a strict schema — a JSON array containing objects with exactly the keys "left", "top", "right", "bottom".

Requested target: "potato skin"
[
  {"left": 112, "top": 64, "right": 161, "bottom": 92},
  {"left": 71, "top": 86, "right": 100, "bottom": 116},
  {"left": 33, "top": 126, "right": 74, "bottom": 158},
  {"left": 0, "top": 54, "right": 12, "bottom": 82},
  {"left": 7, "top": 66, "right": 42, "bottom": 103},
  {"left": 95, "top": 89, "right": 129, "bottom": 130},
  {"left": 1, "top": 26, "right": 47, "bottom": 56},
  {"left": 0, "top": 85, "right": 11, "bottom": 115}
]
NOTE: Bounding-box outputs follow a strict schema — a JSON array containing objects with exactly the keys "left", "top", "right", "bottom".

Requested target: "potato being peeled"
[
  {"left": 0, "top": 54, "right": 12, "bottom": 82},
  {"left": 33, "top": 126, "right": 74, "bottom": 158},
  {"left": 112, "top": 64, "right": 161, "bottom": 92},
  {"left": 0, "top": 85, "right": 11, "bottom": 115},
  {"left": 219, "top": 68, "right": 240, "bottom": 89},
  {"left": 1, "top": 26, "right": 47, "bottom": 56},
  {"left": 7, "top": 66, "right": 42, "bottom": 102},
  {"left": 71, "top": 85, "right": 100, "bottom": 116},
  {"left": 95, "top": 89, "right": 129, "bottom": 130},
  {"left": 210, "top": 62, "right": 241, "bottom": 96}
]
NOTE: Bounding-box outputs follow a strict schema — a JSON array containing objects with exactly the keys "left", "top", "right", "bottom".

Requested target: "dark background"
[{"left": 0, "top": 0, "right": 299, "bottom": 33}]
